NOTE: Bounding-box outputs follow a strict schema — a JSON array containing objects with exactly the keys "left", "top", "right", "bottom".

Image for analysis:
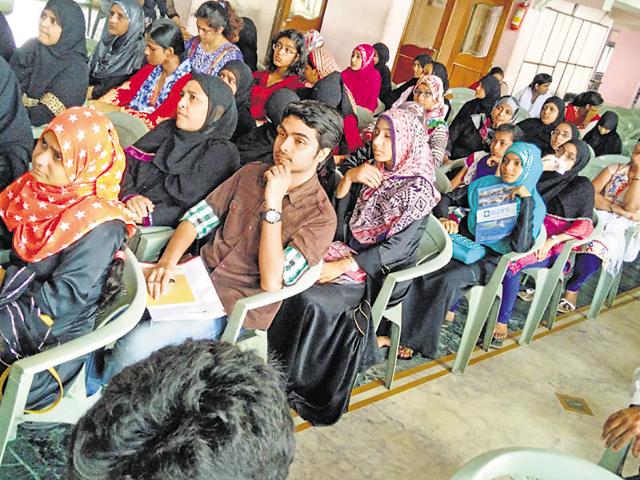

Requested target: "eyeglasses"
[
  {"left": 414, "top": 89, "right": 432, "bottom": 98},
  {"left": 551, "top": 129, "right": 571, "bottom": 139},
  {"left": 272, "top": 42, "right": 297, "bottom": 56}
]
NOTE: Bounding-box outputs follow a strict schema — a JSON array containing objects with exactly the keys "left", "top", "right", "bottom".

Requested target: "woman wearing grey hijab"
[{"left": 89, "top": 0, "right": 146, "bottom": 99}]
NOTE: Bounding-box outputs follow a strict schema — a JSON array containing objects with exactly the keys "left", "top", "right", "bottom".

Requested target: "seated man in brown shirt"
[{"left": 105, "top": 100, "right": 341, "bottom": 377}]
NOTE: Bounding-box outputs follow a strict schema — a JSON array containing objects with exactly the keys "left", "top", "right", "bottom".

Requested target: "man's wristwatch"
[{"left": 261, "top": 209, "right": 282, "bottom": 224}]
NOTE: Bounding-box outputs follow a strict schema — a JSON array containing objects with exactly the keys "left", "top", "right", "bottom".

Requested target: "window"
[{"left": 461, "top": 4, "right": 504, "bottom": 57}]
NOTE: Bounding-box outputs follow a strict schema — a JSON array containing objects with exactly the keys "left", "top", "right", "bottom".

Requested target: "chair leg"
[
  {"left": 605, "top": 270, "right": 622, "bottom": 308},
  {"left": 588, "top": 269, "right": 613, "bottom": 320},
  {"left": 481, "top": 298, "right": 501, "bottom": 351},
  {"left": 453, "top": 298, "right": 494, "bottom": 375},
  {"left": 385, "top": 324, "right": 400, "bottom": 390},
  {"left": 544, "top": 280, "right": 564, "bottom": 331},
  {"left": 0, "top": 372, "right": 33, "bottom": 464}
]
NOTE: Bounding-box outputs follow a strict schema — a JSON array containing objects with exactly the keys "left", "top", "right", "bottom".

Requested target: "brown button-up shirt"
[{"left": 201, "top": 163, "right": 337, "bottom": 330}]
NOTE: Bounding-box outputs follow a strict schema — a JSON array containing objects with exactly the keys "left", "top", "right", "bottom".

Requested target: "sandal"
[
  {"left": 557, "top": 298, "right": 576, "bottom": 314},
  {"left": 517, "top": 287, "right": 536, "bottom": 302},
  {"left": 397, "top": 345, "right": 414, "bottom": 360}
]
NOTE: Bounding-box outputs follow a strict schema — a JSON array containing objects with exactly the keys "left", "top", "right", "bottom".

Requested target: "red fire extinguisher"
[{"left": 510, "top": 1, "right": 530, "bottom": 30}]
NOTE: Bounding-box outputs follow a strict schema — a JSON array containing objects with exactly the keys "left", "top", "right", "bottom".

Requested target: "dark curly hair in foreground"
[{"left": 68, "top": 340, "right": 295, "bottom": 480}]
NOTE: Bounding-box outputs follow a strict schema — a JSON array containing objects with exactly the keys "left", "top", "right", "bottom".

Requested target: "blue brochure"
[{"left": 474, "top": 183, "right": 518, "bottom": 244}]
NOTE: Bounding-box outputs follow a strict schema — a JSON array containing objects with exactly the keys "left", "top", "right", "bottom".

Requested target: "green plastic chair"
[
  {"left": 354, "top": 106, "right": 375, "bottom": 130},
  {"left": 370, "top": 215, "right": 453, "bottom": 389},
  {"left": 513, "top": 107, "right": 529, "bottom": 124},
  {"left": 598, "top": 443, "right": 631, "bottom": 476},
  {"left": 453, "top": 228, "right": 547, "bottom": 374},
  {"left": 581, "top": 154, "right": 629, "bottom": 181},
  {"left": 220, "top": 261, "right": 324, "bottom": 360},
  {"left": 0, "top": 248, "right": 146, "bottom": 463},
  {"left": 450, "top": 87, "right": 476, "bottom": 103},
  {"left": 587, "top": 222, "right": 640, "bottom": 320},
  {"left": 104, "top": 111, "right": 149, "bottom": 148},
  {"left": 86, "top": 37, "right": 98, "bottom": 56},
  {"left": 450, "top": 447, "right": 620, "bottom": 480},
  {"left": 129, "top": 226, "right": 176, "bottom": 263},
  {"left": 518, "top": 211, "right": 602, "bottom": 346},
  {"left": 0, "top": 0, "right": 14, "bottom": 14}
]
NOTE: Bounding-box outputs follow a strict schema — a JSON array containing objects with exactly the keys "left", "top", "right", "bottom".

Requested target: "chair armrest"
[
  {"left": 438, "top": 158, "right": 466, "bottom": 175},
  {"left": 220, "top": 261, "right": 323, "bottom": 343},
  {"left": 10, "top": 249, "right": 146, "bottom": 377}
]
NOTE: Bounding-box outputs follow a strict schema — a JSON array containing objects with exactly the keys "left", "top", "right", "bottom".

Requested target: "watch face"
[{"left": 264, "top": 210, "right": 281, "bottom": 223}]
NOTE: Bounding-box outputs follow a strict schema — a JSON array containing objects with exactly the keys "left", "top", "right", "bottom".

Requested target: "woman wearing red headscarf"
[
  {"left": 0, "top": 106, "right": 136, "bottom": 409},
  {"left": 341, "top": 44, "right": 381, "bottom": 113}
]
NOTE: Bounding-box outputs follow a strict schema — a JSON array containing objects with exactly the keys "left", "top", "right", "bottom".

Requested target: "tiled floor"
[{"left": 290, "top": 295, "right": 640, "bottom": 480}]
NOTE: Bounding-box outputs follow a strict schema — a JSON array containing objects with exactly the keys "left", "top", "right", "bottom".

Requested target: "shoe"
[
  {"left": 517, "top": 287, "right": 535, "bottom": 302},
  {"left": 557, "top": 298, "right": 576, "bottom": 314}
]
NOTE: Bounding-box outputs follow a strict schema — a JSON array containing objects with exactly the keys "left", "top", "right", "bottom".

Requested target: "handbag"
[{"left": 450, "top": 233, "right": 486, "bottom": 264}]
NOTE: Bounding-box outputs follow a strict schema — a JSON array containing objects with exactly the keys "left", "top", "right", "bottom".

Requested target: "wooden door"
[
  {"left": 392, "top": 0, "right": 454, "bottom": 84},
  {"left": 271, "top": 0, "right": 328, "bottom": 37},
  {"left": 446, "top": 0, "right": 513, "bottom": 87}
]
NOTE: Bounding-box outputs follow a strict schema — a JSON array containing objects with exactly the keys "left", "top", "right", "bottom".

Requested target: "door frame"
[{"left": 269, "top": 0, "right": 329, "bottom": 41}]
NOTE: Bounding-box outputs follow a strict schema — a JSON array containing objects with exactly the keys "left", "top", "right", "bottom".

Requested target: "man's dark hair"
[
  {"left": 492, "top": 123, "right": 524, "bottom": 142},
  {"left": 530, "top": 73, "right": 552, "bottom": 88},
  {"left": 282, "top": 99, "right": 343, "bottom": 151},
  {"left": 69, "top": 340, "right": 295, "bottom": 480},
  {"left": 266, "top": 29, "right": 307, "bottom": 77},
  {"left": 147, "top": 18, "right": 185, "bottom": 56},
  {"left": 572, "top": 90, "right": 604, "bottom": 108},
  {"left": 489, "top": 66, "right": 504, "bottom": 76}
]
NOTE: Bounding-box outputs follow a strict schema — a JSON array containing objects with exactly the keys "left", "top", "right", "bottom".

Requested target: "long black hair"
[
  {"left": 529, "top": 73, "right": 552, "bottom": 89},
  {"left": 97, "top": 241, "right": 128, "bottom": 310},
  {"left": 147, "top": 19, "right": 185, "bottom": 57},
  {"left": 265, "top": 29, "right": 306, "bottom": 77}
]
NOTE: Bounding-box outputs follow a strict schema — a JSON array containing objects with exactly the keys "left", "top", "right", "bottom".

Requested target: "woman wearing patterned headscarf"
[
  {"left": 302, "top": 44, "right": 362, "bottom": 152},
  {"left": 398, "top": 142, "right": 545, "bottom": 359},
  {"left": 10, "top": 0, "right": 88, "bottom": 126},
  {"left": 341, "top": 44, "right": 382, "bottom": 112},
  {"left": 89, "top": 0, "right": 146, "bottom": 99},
  {"left": 395, "top": 74, "right": 449, "bottom": 167},
  {"left": 0, "top": 107, "right": 136, "bottom": 408},
  {"left": 269, "top": 109, "right": 440, "bottom": 425},
  {"left": 121, "top": 75, "right": 240, "bottom": 228}
]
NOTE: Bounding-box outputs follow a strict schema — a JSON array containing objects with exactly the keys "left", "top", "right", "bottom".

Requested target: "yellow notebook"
[{"left": 146, "top": 273, "right": 196, "bottom": 307}]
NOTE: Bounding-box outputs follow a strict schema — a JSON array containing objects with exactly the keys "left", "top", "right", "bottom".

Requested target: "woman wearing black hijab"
[
  {"left": 446, "top": 75, "right": 503, "bottom": 159},
  {"left": 89, "top": 0, "right": 146, "bottom": 99},
  {"left": 236, "top": 17, "right": 258, "bottom": 72},
  {"left": 120, "top": 75, "right": 240, "bottom": 228},
  {"left": 518, "top": 96, "right": 565, "bottom": 155},
  {"left": 382, "top": 53, "right": 433, "bottom": 109},
  {"left": 0, "top": 57, "right": 31, "bottom": 190},
  {"left": 373, "top": 42, "right": 392, "bottom": 101},
  {"left": 10, "top": 0, "right": 88, "bottom": 126},
  {"left": 0, "top": 12, "right": 15, "bottom": 62},
  {"left": 584, "top": 111, "right": 623, "bottom": 156},
  {"left": 236, "top": 88, "right": 300, "bottom": 166},
  {"left": 220, "top": 60, "right": 256, "bottom": 143}
]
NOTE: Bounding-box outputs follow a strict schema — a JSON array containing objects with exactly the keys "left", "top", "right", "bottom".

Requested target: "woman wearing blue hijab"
[{"left": 393, "top": 142, "right": 545, "bottom": 359}]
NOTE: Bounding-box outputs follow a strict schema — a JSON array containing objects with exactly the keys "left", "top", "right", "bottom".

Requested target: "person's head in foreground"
[{"left": 68, "top": 340, "right": 295, "bottom": 480}]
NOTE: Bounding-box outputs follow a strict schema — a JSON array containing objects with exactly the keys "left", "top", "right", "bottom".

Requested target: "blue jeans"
[{"left": 103, "top": 315, "right": 227, "bottom": 382}]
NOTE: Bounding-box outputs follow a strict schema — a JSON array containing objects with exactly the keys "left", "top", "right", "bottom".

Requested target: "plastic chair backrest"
[
  {"left": 581, "top": 154, "right": 629, "bottom": 181},
  {"left": 416, "top": 215, "right": 449, "bottom": 264},
  {"left": 450, "top": 88, "right": 476, "bottom": 103},
  {"left": 514, "top": 107, "right": 529, "bottom": 123},
  {"left": 0, "top": 0, "right": 14, "bottom": 14},
  {"left": 104, "top": 111, "right": 149, "bottom": 148},
  {"left": 450, "top": 447, "right": 620, "bottom": 480}
]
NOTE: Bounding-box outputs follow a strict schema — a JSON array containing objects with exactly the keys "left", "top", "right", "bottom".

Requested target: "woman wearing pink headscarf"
[{"left": 341, "top": 44, "right": 381, "bottom": 112}]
